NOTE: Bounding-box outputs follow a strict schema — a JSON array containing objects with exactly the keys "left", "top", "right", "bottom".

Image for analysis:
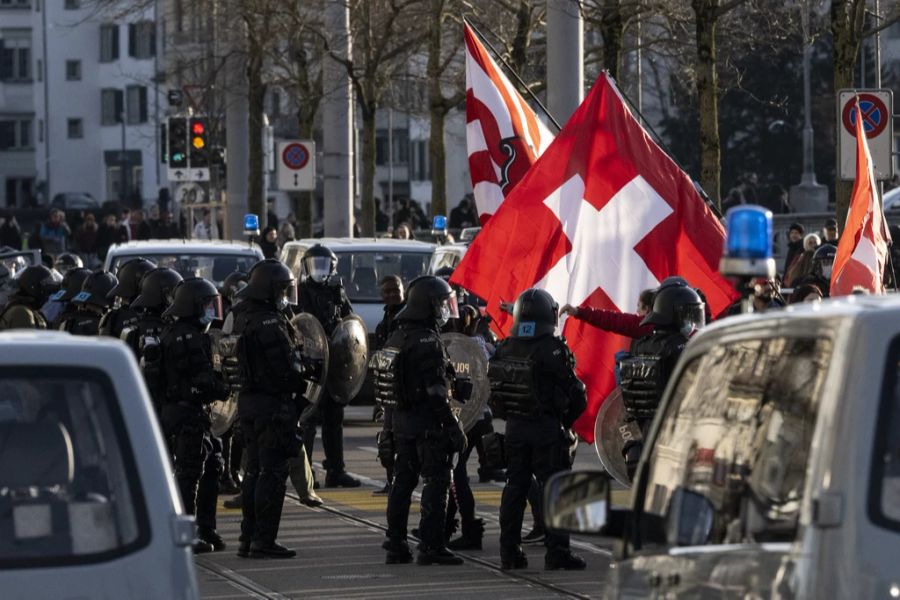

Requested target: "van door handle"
[{"left": 812, "top": 491, "right": 843, "bottom": 528}]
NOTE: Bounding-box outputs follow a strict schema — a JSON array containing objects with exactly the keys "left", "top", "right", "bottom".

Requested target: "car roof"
[
  {"left": 107, "top": 239, "right": 264, "bottom": 256},
  {"left": 282, "top": 238, "right": 436, "bottom": 252},
  {"left": 0, "top": 330, "right": 134, "bottom": 366}
]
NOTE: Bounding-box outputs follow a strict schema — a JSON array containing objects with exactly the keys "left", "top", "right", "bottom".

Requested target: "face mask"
[
  {"left": 276, "top": 295, "right": 290, "bottom": 310},
  {"left": 438, "top": 304, "right": 451, "bottom": 326},
  {"left": 199, "top": 305, "right": 217, "bottom": 325},
  {"left": 822, "top": 265, "right": 833, "bottom": 279}
]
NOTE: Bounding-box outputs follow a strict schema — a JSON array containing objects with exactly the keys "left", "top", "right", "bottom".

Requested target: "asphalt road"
[{"left": 196, "top": 407, "right": 622, "bottom": 599}]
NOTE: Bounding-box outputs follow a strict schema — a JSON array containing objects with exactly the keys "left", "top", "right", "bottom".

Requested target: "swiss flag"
[
  {"left": 830, "top": 98, "right": 891, "bottom": 296},
  {"left": 452, "top": 73, "right": 737, "bottom": 443}
]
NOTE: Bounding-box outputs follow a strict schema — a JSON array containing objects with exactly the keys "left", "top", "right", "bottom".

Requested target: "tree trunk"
[
  {"left": 428, "top": 0, "right": 447, "bottom": 218},
  {"left": 247, "top": 41, "right": 267, "bottom": 225},
  {"left": 692, "top": 0, "right": 721, "bottom": 209},
  {"left": 510, "top": 0, "right": 533, "bottom": 74},
  {"left": 600, "top": 0, "right": 623, "bottom": 81},
  {"left": 360, "top": 99, "right": 377, "bottom": 237},
  {"left": 831, "top": 0, "right": 865, "bottom": 226},
  {"left": 296, "top": 115, "right": 316, "bottom": 238}
]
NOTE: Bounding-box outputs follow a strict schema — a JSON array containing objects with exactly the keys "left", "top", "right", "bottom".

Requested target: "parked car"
[
  {"left": 51, "top": 193, "right": 100, "bottom": 211},
  {"left": 883, "top": 185, "right": 900, "bottom": 211},
  {"left": 103, "top": 240, "right": 264, "bottom": 287},
  {"left": 0, "top": 331, "right": 198, "bottom": 599},
  {"left": 280, "top": 238, "right": 436, "bottom": 334},
  {"left": 545, "top": 295, "right": 900, "bottom": 599},
  {"left": 429, "top": 242, "right": 469, "bottom": 274}
]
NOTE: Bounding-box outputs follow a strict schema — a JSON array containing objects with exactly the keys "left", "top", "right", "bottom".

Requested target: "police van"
[
  {"left": 0, "top": 332, "right": 198, "bottom": 599},
  {"left": 545, "top": 295, "right": 900, "bottom": 599}
]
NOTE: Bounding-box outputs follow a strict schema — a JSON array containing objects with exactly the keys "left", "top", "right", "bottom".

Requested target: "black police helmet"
[
  {"left": 75, "top": 271, "right": 118, "bottom": 308},
  {"left": 641, "top": 285, "right": 705, "bottom": 332},
  {"left": 13, "top": 265, "right": 58, "bottom": 304},
  {"left": 512, "top": 288, "right": 558, "bottom": 338},
  {"left": 239, "top": 259, "right": 296, "bottom": 305},
  {"left": 302, "top": 244, "right": 338, "bottom": 283},
  {"left": 54, "top": 267, "right": 92, "bottom": 302},
  {"left": 658, "top": 276, "right": 689, "bottom": 291},
  {"left": 433, "top": 266, "right": 454, "bottom": 281},
  {"left": 812, "top": 243, "right": 837, "bottom": 278},
  {"left": 108, "top": 258, "right": 155, "bottom": 301},
  {"left": 397, "top": 275, "right": 455, "bottom": 322},
  {"left": 163, "top": 277, "right": 221, "bottom": 320},
  {"left": 54, "top": 252, "right": 83, "bottom": 274},
  {"left": 221, "top": 270, "right": 249, "bottom": 302},
  {"left": 132, "top": 267, "right": 183, "bottom": 310}
]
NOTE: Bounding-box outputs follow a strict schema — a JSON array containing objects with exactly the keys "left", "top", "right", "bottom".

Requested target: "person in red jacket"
[{"left": 559, "top": 288, "right": 656, "bottom": 339}]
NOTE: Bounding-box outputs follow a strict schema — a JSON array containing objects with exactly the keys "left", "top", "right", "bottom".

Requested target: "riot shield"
[
  {"left": 291, "top": 313, "right": 330, "bottom": 406},
  {"left": 593, "top": 388, "right": 632, "bottom": 487},
  {"left": 325, "top": 315, "right": 368, "bottom": 404},
  {"left": 442, "top": 332, "right": 489, "bottom": 433},
  {"left": 209, "top": 394, "right": 238, "bottom": 437}
]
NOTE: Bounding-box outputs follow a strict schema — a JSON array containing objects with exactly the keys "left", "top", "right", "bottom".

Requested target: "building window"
[
  {"left": 126, "top": 85, "right": 147, "bottom": 124},
  {"left": 64, "top": 0, "right": 79, "bottom": 8},
  {"left": 67, "top": 118, "right": 83, "bottom": 139},
  {"left": 100, "top": 24, "right": 119, "bottom": 63},
  {"left": 4, "top": 177, "right": 35, "bottom": 208},
  {"left": 375, "top": 128, "right": 409, "bottom": 166},
  {"left": 0, "top": 29, "right": 32, "bottom": 82},
  {"left": 128, "top": 21, "right": 155, "bottom": 59},
  {"left": 0, "top": 0, "right": 31, "bottom": 7},
  {"left": 0, "top": 117, "right": 32, "bottom": 149},
  {"left": 65, "top": 59, "right": 81, "bottom": 80},
  {"left": 412, "top": 139, "right": 430, "bottom": 181},
  {"left": 101, "top": 88, "right": 123, "bottom": 125}
]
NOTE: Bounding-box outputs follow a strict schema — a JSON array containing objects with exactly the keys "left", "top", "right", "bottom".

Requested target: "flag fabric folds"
[
  {"left": 464, "top": 23, "right": 554, "bottom": 225},
  {"left": 830, "top": 99, "right": 891, "bottom": 296},
  {"left": 453, "top": 72, "right": 736, "bottom": 443}
]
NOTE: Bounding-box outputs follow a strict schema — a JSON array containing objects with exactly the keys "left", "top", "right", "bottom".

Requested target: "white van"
[
  {"left": 0, "top": 332, "right": 198, "bottom": 599},
  {"left": 545, "top": 295, "right": 900, "bottom": 599}
]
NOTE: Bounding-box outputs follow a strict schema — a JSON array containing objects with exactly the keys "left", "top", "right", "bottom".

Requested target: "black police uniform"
[
  {"left": 374, "top": 301, "right": 404, "bottom": 351},
  {"left": 100, "top": 259, "right": 154, "bottom": 338},
  {"left": 295, "top": 277, "right": 353, "bottom": 479},
  {"left": 61, "top": 306, "right": 104, "bottom": 335},
  {"left": 0, "top": 265, "right": 56, "bottom": 331},
  {"left": 232, "top": 298, "right": 308, "bottom": 557},
  {"left": 490, "top": 333, "right": 586, "bottom": 568},
  {"left": 99, "top": 304, "right": 140, "bottom": 338},
  {"left": 160, "top": 316, "right": 228, "bottom": 544}
]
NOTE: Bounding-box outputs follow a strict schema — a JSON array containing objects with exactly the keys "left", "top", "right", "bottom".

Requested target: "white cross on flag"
[
  {"left": 830, "top": 98, "right": 891, "bottom": 296},
  {"left": 465, "top": 23, "right": 554, "bottom": 224},
  {"left": 452, "top": 73, "right": 737, "bottom": 443}
]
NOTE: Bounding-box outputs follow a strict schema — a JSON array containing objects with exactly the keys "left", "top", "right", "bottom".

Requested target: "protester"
[
  {"left": 95, "top": 213, "right": 129, "bottom": 261},
  {"left": 785, "top": 233, "right": 821, "bottom": 288},
  {"left": 31, "top": 209, "right": 71, "bottom": 257},
  {"left": 782, "top": 223, "right": 805, "bottom": 284},
  {"left": 74, "top": 212, "right": 98, "bottom": 258},
  {"left": 193, "top": 210, "right": 214, "bottom": 240},
  {"left": 788, "top": 283, "right": 823, "bottom": 304},
  {"left": 259, "top": 226, "right": 279, "bottom": 259},
  {"left": 0, "top": 212, "right": 22, "bottom": 249},
  {"left": 129, "top": 208, "right": 153, "bottom": 241}
]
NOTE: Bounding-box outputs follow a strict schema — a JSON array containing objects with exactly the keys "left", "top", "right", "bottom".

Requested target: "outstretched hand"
[{"left": 559, "top": 304, "right": 580, "bottom": 318}]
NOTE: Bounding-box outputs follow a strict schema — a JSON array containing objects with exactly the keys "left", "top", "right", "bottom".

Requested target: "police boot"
[
  {"left": 193, "top": 539, "right": 214, "bottom": 554},
  {"left": 416, "top": 546, "right": 464, "bottom": 566},
  {"left": 478, "top": 467, "right": 506, "bottom": 483},
  {"left": 299, "top": 491, "right": 324, "bottom": 508},
  {"left": 522, "top": 522, "right": 546, "bottom": 545},
  {"left": 382, "top": 539, "right": 413, "bottom": 565},
  {"left": 223, "top": 494, "right": 242, "bottom": 510},
  {"left": 544, "top": 549, "right": 587, "bottom": 571},
  {"left": 249, "top": 541, "right": 297, "bottom": 559},
  {"left": 219, "top": 474, "right": 241, "bottom": 495},
  {"left": 237, "top": 540, "right": 251, "bottom": 558},
  {"left": 198, "top": 527, "right": 226, "bottom": 551},
  {"left": 447, "top": 518, "right": 484, "bottom": 551},
  {"left": 500, "top": 546, "right": 528, "bottom": 570},
  {"left": 325, "top": 470, "right": 361, "bottom": 488}
]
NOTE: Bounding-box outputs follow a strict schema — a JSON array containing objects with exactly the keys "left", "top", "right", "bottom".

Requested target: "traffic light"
[
  {"left": 168, "top": 117, "right": 188, "bottom": 169},
  {"left": 189, "top": 117, "right": 209, "bottom": 168}
]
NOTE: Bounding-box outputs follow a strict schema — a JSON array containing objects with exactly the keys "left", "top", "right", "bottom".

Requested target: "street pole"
[
  {"left": 323, "top": 0, "right": 354, "bottom": 238},
  {"left": 388, "top": 102, "right": 394, "bottom": 233},
  {"left": 874, "top": 0, "right": 882, "bottom": 88},
  {"left": 225, "top": 34, "right": 250, "bottom": 240},
  {"left": 546, "top": 0, "right": 583, "bottom": 124},
  {"left": 120, "top": 113, "right": 128, "bottom": 207}
]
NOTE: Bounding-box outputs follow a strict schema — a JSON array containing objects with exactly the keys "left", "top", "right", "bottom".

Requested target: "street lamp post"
[{"left": 120, "top": 112, "right": 128, "bottom": 207}]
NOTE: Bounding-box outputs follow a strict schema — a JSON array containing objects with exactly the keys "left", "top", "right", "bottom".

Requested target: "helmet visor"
[
  {"left": 440, "top": 291, "right": 459, "bottom": 320},
  {"left": 202, "top": 296, "right": 224, "bottom": 322},
  {"left": 304, "top": 256, "right": 334, "bottom": 283},
  {"left": 676, "top": 304, "right": 705, "bottom": 335},
  {"left": 277, "top": 280, "right": 299, "bottom": 307}
]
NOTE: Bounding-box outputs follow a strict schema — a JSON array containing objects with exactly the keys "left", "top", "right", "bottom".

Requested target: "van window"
[
  {"left": 642, "top": 337, "right": 831, "bottom": 546},
  {"left": 332, "top": 251, "right": 432, "bottom": 302},
  {"left": 870, "top": 339, "right": 900, "bottom": 529},
  {"left": 110, "top": 253, "right": 259, "bottom": 286},
  {"left": 0, "top": 368, "right": 150, "bottom": 568}
]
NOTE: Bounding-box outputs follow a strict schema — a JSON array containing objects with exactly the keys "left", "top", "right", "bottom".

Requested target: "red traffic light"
[{"left": 191, "top": 121, "right": 205, "bottom": 135}]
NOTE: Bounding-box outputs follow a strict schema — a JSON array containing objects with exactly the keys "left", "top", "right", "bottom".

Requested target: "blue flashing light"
[
  {"left": 243, "top": 214, "right": 260, "bottom": 236},
  {"left": 432, "top": 215, "right": 447, "bottom": 232},
  {"left": 725, "top": 205, "right": 772, "bottom": 260}
]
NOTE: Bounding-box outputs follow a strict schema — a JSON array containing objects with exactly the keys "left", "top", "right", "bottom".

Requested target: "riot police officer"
[
  {"left": 44, "top": 266, "right": 91, "bottom": 328},
  {"left": 53, "top": 252, "right": 83, "bottom": 275},
  {"left": 619, "top": 284, "right": 705, "bottom": 478},
  {"left": 0, "top": 265, "right": 57, "bottom": 330},
  {"left": 799, "top": 243, "right": 836, "bottom": 297},
  {"left": 221, "top": 270, "right": 249, "bottom": 315},
  {"left": 296, "top": 244, "right": 359, "bottom": 488},
  {"left": 159, "top": 277, "right": 229, "bottom": 553},
  {"left": 230, "top": 259, "right": 310, "bottom": 559},
  {"left": 59, "top": 271, "right": 118, "bottom": 335},
  {"left": 99, "top": 258, "right": 155, "bottom": 338},
  {"left": 124, "top": 267, "right": 184, "bottom": 409},
  {"left": 489, "top": 288, "right": 586, "bottom": 571},
  {"left": 375, "top": 276, "right": 466, "bottom": 566}
]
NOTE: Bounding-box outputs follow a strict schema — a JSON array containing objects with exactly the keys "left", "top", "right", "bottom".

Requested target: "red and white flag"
[
  {"left": 830, "top": 99, "right": 891, "bottom": 296},
  {"left": 452, "top": 73, "right": 736, "bottom": 443},
  {"left": 465, "top": 23, "right": 554, "bottom": 225}
]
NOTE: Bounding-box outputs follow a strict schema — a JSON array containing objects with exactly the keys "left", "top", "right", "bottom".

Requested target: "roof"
[
  {"left": 283, "top": 238, "right": 436, "bottom": 252},
  {"left": 0, "top": 330, "right": 134, "bottom": 365},
  {"left": 107, "top": 239, "right": 264, "bottom": 256}
]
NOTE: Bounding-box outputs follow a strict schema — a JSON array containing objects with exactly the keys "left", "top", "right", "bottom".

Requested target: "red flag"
[
  {"left": 830, "top": 98, "right": 891, "bottom": 296},
  {"left": 465, "top": 24, "right": 554, "bottom": 224},
  {"left": 452, "top": 73, "right": 736, "bottom": 443}
]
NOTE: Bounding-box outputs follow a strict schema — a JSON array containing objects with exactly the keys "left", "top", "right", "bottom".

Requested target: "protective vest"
[
  {"left": 160, "top": 321, "right": 227, "bottom": 406},
  {"left": 297, "top": 280, "right": 350, "bottom": 335},
  {"left": 619, "top": 330, "right": 687, "bottom": 419},
  {"left": 231, "top": 302, "right": 306, "bottom": 399},
  {"left": 488, "top": 355, "right": 538, "bottom": 418},
  {"left": 61, "top": 310, "right": 102, "bottom": 336},
  {"left": 99, "top": 306, "right": 139, "bottom": 338},
  {"left": 371, "top": 330, "right": 412, "bottom": 410},
  {"left": 0, "top": 301, "right": 47, "bottom": 331}
]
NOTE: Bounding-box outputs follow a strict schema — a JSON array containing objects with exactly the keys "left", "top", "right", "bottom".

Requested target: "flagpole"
[{"left": 463, "top": 16, "right": 562, "bottom": 132}]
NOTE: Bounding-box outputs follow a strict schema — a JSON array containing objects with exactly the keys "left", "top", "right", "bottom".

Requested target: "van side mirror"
[
  {"left": 544, "top": 470, "right": 611, "bottom": 534},
  {"left": 665, "top": 487, "right": 715, "bottom": 546}
]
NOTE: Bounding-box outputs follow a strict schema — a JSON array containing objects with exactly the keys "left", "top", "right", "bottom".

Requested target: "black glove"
[
  {"left": 446, "top": 417, "right": 467, "bottom": 454},
  {"left": 376, "top": 430, "right": 395, "bottom": 469}
]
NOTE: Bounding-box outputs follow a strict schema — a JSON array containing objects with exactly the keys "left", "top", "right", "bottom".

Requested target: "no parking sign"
[
  {"left": 838, "top": 89, "right": 894, "bottom": 181},
  {"left": 277, "top": 140, "right": 316, "bottom": 191}
]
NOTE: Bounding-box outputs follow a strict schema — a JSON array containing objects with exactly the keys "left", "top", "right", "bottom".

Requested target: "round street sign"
[
  {"left": 281, "top": 143, "right": 310, "bottom": 170},
  {"left": 841, "top": 93, "right": 889, "bottom": 138}
]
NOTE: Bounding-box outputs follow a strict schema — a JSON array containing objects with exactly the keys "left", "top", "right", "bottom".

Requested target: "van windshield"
[
  {"left": 110, "top": 253, "right": 259, "bottom": 286},
  {"left": 642, "top": 336, "right": 831, "bottom": 545},
  {"left": 334, "top": 251, "right": 432, "bottom": 302}
]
